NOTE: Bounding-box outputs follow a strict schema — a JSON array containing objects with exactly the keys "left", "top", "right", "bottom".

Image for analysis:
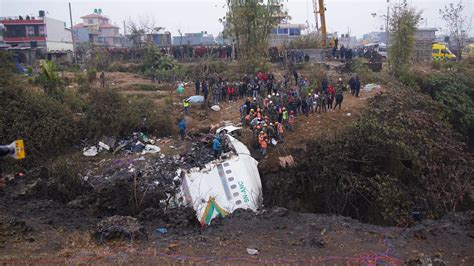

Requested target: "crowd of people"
[{"left": 182, "top": 70, "right": 362, "bottom": 159}]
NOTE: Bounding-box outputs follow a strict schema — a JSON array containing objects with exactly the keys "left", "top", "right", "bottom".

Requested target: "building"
[
  {"left": 146, "top": 32, "right": 172, "bottom": 47},
  {"left": 73, "top": 9, "right": 122, "bottom": 47},
  {"left": 172, "top": 32, "right": 216, "bottom": 46},
  {"left": 338, "top": 33, "right": 360, "bottom": 48},
  {"left": 269, "top": 23, "right": 306, "bottom": 47},
  {"left": 414, "top": 28, "right": 436, "bottom": 61},
  {"left": 0, "top": 11, "right": 73, "bottom": 52}
]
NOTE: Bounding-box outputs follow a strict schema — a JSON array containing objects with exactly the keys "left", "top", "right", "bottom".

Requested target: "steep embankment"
[{"left": 261, "top": 84, "right": 474, "bottom": 225}]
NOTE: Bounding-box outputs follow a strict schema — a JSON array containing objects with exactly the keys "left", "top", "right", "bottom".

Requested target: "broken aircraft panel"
[{"left": 176, "top": 133, "right": 262, "bottom": 225}]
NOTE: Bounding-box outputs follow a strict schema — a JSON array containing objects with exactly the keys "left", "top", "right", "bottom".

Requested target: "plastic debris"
[
  {"left": 271, "top": 139, "right": 278, "bottom": 146},
  {"left": 188, "top": 95, "right": 205, "bottom": 104},
  {"left": 363, "top": 83, "right": 381, "bottom": 91},
  {"left": 246, "top": 248, "right": 260, "bottom": 255},
  {"left": 142, "top": 144, "right": 161, "bottom": 155},
  {"left": 346, "top": 113, "right": 352, "bottom": 117},
  {"left": 211, "top": 105, "right": 221, "bottom": 112},
  {"left": 100, "top": 136, "right": 116, "bottom": 148},
  {"left": 156, "top": 228, "right": 168, "bottom": 234},
  {"left": 98, "top": 141, "right": 110, "bottom": 151},
  {"left": 83, "top": 146, "right": 98, "bottom": 157}
]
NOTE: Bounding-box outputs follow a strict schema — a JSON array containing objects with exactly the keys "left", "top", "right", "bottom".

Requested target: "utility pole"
[
  {"left": 386, "top": 0, "right": 390, "bottom": 45},
  {"left": 69, "top": 2, "right": 77, "bottom": 63}
]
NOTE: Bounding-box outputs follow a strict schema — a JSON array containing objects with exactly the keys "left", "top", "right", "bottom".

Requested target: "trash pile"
[{"left": 83, "top": 133, "right": 162, "bottom": 157}]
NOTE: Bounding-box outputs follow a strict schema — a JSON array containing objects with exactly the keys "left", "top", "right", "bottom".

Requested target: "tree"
[
  {"left": 222, "top": 0, "right": 285, "bottom": 73},
  {"left": 387, "top": 0, "right": 421, "bottom": 77},
  {"left": 439, "top": 0, "right": 473, "bottom": 60},
  {"left": 127, "top": 16, "right": 165, "bottom": 48}
]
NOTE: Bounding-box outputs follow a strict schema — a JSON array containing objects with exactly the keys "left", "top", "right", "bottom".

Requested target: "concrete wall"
[
  {"left": 44, "top": 17, "right": 73, "bottom": 51},
  {"left": 302, "top": 49, "right": 326, "bottom": 63}
]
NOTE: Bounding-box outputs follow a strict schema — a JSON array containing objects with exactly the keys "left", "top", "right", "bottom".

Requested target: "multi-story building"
[
  {"left": 73, "top": 9, "right": 122, "bottom": 47},
  {"left": 0, "top": 11, "right": 73, "bottom": 52}
]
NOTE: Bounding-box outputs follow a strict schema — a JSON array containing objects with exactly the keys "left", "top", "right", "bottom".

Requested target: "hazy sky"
[{"left": 1, "top": 0, "right": 473, "bottom": 38}]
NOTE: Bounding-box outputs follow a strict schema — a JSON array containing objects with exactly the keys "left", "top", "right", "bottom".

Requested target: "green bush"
[
  {"left": 0, "top": 83, "right": 78, "bottom": 167},
  {"left": 82, "top": 89, "right": 174, "bottom": 140},
  {"left": 87, "top": 68, "right": 97, "bottom": 82},
  {"left": 351, "top": 58, "right": 377, "bottom": 83},
  {"left": 397, "top": 66, "right": 418, "bottom": 87},
  {"left": 424, "top": 71, "right": 474, "bottom": 146},
  {"left": 132, "top": 83, "right": 171, "bottom": 92}
]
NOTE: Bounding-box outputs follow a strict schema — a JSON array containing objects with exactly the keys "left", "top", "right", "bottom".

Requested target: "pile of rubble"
[
  {"left": 80, "top": 137, "right": 223, "bottom": 215},
  {"left": 83, "top": 133, "right": 162, "bottom": 157}
]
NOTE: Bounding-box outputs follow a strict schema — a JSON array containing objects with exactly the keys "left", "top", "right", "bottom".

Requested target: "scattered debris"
[
  {"left": 98, "top": 141, "right": 110, "bottom": 151},
  {"left": 363, "top": 83, "right": 381, "bottom": 92},
  {"left": 279, "top": 156, "right": 295, "bottom": 168},
  {"left": 188, "top": 95, "right": 205, "bottom": 105},
  {"left": 156, "top": 228, "right": 168, "bottom": 234},
  {"left": 246, "top": 248, "right": 260, "bottom": 255},
  {"left": 142, "top": 144, "right": 161, "bottom": 155},
  {"left": 83, "top": 146, "right": 98, "bottom": 157},
  {"left": 346, "top": 113, "right": 352, "bottom": 117},
  {"left": 82, "top": 132, "right": 161, "bottom": 157},
  {"left": 211, "top": 105, "right": 221, "bottom": 112}
]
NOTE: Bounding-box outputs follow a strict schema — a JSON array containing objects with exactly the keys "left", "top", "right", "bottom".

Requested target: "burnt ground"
[{"left": 1, "top": 171, "right": 473, "bottom": 264}]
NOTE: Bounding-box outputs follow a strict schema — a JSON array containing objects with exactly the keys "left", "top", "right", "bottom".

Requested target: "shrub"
[
  {"left": 87, "top": 68, "right": 97, "bottom": 82},
  {"left": 431, "top": 61, "right": 441, "bottom": 70},
  {"left": 0, "top": 83, "right": 78, "bottom": 167},
  {"left": 423, "top": 71, "right": 474, "bottom": 145},
  {"left": 49, "top": 157, "right": 90, "bottom": 202},
  {"left": 262, "top": 86, "right": 473, "bottom": 225},
  {"left": 133, "top": 84, "right": 159, "bottom": 91},
  {"left": 352, "top": 58, "right": 377, "bottom": 83},
  {"left": 397, "top": 66, "right": 418, "bottom": 87},
  {"left": 82, "top": 89, "right": 174, "bottom": 140}
]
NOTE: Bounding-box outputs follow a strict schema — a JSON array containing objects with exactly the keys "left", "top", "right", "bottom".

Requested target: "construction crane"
[{"left": 313, "top": 0, "right": 327, "bottom": 47}]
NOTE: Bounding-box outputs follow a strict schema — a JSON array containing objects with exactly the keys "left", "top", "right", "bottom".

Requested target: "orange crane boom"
[{"left": 313, "top": 0, "right": 327, "bottom": 47}]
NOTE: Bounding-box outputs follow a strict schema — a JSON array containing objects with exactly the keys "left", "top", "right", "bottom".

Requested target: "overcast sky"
[{"left": 1, "top": 0, "right": 473, "bottom": 38}]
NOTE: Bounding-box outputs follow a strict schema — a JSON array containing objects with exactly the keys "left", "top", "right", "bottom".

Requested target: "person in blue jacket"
[
  {"left": 212, "top": 136, "right": 221, "bottom": 159},
  {"left": 178, "top": 119, "right": 186, "bottom": 141}
]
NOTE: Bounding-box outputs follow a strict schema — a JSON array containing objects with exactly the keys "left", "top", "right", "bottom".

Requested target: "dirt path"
[{"left": 1, "top": 198, "right": 472, "bottom": 264}]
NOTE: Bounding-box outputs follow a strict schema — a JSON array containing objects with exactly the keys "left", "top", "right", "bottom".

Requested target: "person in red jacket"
[
  {"left": 227, "top": 84, "right": 235, "bottom": 102},
  {"left": 258, "top": 131, "right": 268, "bottom": 159},
  {"left": 327, "top": 84, "right": 336, "bottom": 110}
]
